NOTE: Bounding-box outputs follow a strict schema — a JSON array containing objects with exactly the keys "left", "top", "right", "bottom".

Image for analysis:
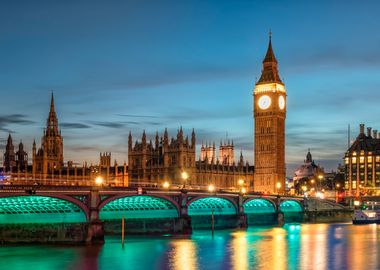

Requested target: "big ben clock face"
[
  {"left": 258, "top": 95, "right": 271, "bottom": 110},
  {"left": 279, "top": 96, "right": 285, "bottom": 110}
]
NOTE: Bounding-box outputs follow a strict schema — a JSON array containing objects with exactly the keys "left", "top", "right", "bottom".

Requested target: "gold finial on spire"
[{"left": 269, "top": 29, "right": 272, "bottom": 40}]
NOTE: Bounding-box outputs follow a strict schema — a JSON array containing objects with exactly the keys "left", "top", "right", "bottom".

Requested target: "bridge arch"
[
  {"left": 279, "top": 200, "right": 303, "bottom": 213},
  {"left": 99, "top": 195, "right": 179, "bottom": 220},
  {"left": 243, "top": 198, "right": 276, "bottom": 214},
  {"left": 187, "top": 196, "right": 237, "bottom": 216},
  {"left": 0, "top": 195, "right": 87, "bottom": 224}
]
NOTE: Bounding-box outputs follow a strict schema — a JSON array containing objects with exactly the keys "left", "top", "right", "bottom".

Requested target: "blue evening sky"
[{"left": 1, "top": 0, "right": 380, "bottom": 176}]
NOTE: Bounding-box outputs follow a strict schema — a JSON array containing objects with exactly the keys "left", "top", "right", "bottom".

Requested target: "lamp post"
[
  {"left": 318, "top": 174, "right": 323, "bottom": 190},
  {"left": 181, "top": 171, "right": 189, "bottom": 189},
  {"left": 208, "top": 184, "right": 215, "bottom": 193},
  {"left": 302, "top": 185, "right": 307, "bottom": 196},
  {"left": 276, "top": 182, "right": 282, "bottom": 196},
  {"left": 335, "top": 183, "right": 340, "bottom": 203},
  {"left": 163, "top": 181, "right": 170, "bottom": 189},
  {"left": 95, "top": 176, "right": 104, "bottom": 186}
]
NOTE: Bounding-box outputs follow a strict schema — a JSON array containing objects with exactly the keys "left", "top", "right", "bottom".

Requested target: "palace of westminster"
[{"left": 6, "top": 36, "right": 376, "bottom": 195}]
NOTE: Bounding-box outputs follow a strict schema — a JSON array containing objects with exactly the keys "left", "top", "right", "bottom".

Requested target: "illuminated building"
[
  {"left": 344, "top": 124, "right": 380, "bottom": 195},
  {"left": 253, "top": 34, "right": 286, "bottom": 193},
  {"left": 128, "top": 130, "right": 253, "bottom": 189},
  {"left": 33, "top": 93, "right": 64, "bottom": 175}
]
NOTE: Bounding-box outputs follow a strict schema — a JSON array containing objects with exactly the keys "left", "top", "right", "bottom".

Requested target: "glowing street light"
[
  {"left": 208, "top": 184, "right": 215, "bottom": 192},
  {"left": 163, "top": 181, "right": 170, "bottom": 189},
  {"left": 181, "top": 171, "right": 189, "bottom": 188},
  {"left": 276, "top": 182, "right": 281, "bottom": 195},
  {"left": 95, "top": 176, "right": 104, "bottom": 186},
  {"left": 238, "top": 179, "right": 244, "bottom": 186},
  {"left": 241, "top": 187, "right": 247, "bottom": 194},
  {"left": 181, "top": 171, "right": 189, "bottom": 180}
]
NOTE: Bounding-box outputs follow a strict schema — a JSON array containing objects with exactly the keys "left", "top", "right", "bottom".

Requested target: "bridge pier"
[
  {"left": 237, "top": 194, "right": 247, "bottom": 228},
  {"left": 86, "top": 189, "right": 105, "bottom": 244},
  {"left": 179, "top": 191, "right": 192, "bottom": 234}
]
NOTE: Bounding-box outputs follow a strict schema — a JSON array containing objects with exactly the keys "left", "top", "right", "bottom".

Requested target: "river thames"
[{"left": 1, "top": 223, "right": 379, "bottom": 270}]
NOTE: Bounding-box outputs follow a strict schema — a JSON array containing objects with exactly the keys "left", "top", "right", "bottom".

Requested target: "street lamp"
[
  {"left": 276, "top": 182, "right": 281, "bottom": 195},
  {"left": 241, "top": 187, "right": 247, "bottom": 194},
  {"left": 318, "top": 174, "right": 323, "bottom": 190},
  {"left": 208, "top": 184, "right": 215, "bottom": 192},
  {"left": 95, "top": 176, "right": 104, "bottom": 186},
  {"left": 302, "top": 185, "right": 307, "bottom": 195},
  {"left": 181, "top": 171, "right": 189, "bottom": 188},
  {"left": 238, "top": 179, "right": 244, "bottom": 186},
  {"left": 163, "top": 181, "right": 170, "bottom": 189}
]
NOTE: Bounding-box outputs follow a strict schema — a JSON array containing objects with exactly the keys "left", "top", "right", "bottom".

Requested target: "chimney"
[
  {"left": 373, "top": 130, "right": 378, "bottom": 139},
  {"left": 367, "top": 127, "right": 372, "bottom": 137},
  {"left": 360, "top": 124, "right": 365, "bottom": 134}
]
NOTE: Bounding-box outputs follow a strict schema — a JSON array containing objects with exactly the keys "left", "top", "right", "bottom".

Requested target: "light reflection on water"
[{"left": 1, "top": 223, "right": 380, "bottom": 270}]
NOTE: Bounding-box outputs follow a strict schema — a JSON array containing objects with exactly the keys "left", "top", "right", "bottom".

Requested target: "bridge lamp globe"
[
  {"left": 163, "top": 181, "right": 170, "bottom": 189},
  {"left": 276, "top": 182, "right": 281, "bottom": 189},
  {"left": 241, "top": 187, "right": 247, "bottom": 194},
  {"left": 238, "top": 179, "right": 244, "bottom": 186},
  {"left": 95, "top": 176, "right": 104, "bottom": 186},
  {"left": 208, "top": 184, "right": 215, "bottom": 192},
  {"left": 181, "top": 171, "right": 189, "bottom": 180}
]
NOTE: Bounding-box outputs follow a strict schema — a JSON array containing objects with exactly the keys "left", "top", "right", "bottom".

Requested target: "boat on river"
[{"left": 352, "top": 209, "right": 380, "bottom": 224}]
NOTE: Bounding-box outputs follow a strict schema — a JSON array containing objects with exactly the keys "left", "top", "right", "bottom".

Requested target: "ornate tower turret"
[
  {"left": 253, "top": 33, "right": 286, "bottom": 193},
  {"left": 4, "top": 133, "right": 16, "bottom": 172},
  {"left": 36, "top": 93, "right": 64, "bottom": 175}
]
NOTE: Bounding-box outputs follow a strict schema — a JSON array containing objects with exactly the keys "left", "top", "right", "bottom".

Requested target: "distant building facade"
[
  {"left": 344, "top": 124, "right": 380, "bottom": 195},
  {"left": 3, "top": 94, "right": 127, "bottom": 186},
  {"left": 128, "top": 129, "right": 254, "bottom": 190}
]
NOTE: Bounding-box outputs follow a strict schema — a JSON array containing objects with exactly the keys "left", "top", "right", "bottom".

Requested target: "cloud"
[
  {"left": 117, "top": 114, "right": 161, "bottom": 118},
  {"left": 90, "top": 121, "right": 125, "bottom": 129},
  {"left": 61, "top": 122, "right": 91, "bottom": 129},
  {"left": 0, "top": 114, "right": 35, "bottom": 125}
]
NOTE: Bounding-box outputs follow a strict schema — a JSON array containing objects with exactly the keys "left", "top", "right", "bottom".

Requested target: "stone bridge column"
[
  {"left": 237, "top": 194, "right": 247, "bottom": 228},
  {"left": 179, "top": 191, "right": 192, "bottom": 234},
  {"left": 276, "top": 195, "right": 284, "bottom": 226},
  {"left": 86, "top": 189, "right": 104, "bottom": 244}
]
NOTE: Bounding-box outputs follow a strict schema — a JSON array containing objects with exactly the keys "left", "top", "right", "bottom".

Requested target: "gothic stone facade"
[{"left": 128, "top": 129, "right": 254, "bottom": 190}]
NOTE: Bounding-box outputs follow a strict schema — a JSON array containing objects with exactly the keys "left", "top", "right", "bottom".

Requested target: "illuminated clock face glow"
[
  {"left": 279, "top": 96, "right": 285, "bottom": 110},
  {"left": 258, "top": 95, "right": 271, "bottom": 110}
]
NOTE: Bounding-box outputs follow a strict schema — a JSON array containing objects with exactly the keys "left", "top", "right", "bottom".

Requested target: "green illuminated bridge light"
[
  {"left": 188, "top": 197, "right": 236, "bottom": 216},
  {"left": 100, "top": 196, "right": 178, "bottom": 220},
  {"left": 0, "top": 196, "right": 86, "bottom": 224},
  {"left": 243, "top": 198, "right": 276, "bottom": 214},
  {"left": 280, "top": 200, "right": 303, "bottom": 212}
]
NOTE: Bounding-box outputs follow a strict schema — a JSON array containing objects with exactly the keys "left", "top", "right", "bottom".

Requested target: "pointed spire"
[
  {"left": 50, "top": 92, "right": 55, "bottom": 113},
  {"left": 257, "top": 32, "right": 283, "bottom": 84}
]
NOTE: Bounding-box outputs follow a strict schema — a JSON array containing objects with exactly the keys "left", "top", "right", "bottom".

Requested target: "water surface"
[{"left": 1, "top": 223, "right": 379, "bottom": 270}]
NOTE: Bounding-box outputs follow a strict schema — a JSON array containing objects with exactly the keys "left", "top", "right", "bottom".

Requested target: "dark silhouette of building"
[{"left": 3, "top": 134, "right": 16, "bottom": 172}]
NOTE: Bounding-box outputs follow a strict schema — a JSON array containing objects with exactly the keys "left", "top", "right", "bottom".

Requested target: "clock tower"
[{"left": 253, "top": 34, "right": 286, "bottom": 194}]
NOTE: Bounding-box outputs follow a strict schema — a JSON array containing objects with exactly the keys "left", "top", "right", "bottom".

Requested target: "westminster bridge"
[{"left": 0, "top": 185, "right": 349, "bottom": 244}]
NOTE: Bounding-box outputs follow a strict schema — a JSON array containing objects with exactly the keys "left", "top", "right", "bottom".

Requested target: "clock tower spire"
[{"left": 253, "top": 34, "right": 286, "bottom": 194}]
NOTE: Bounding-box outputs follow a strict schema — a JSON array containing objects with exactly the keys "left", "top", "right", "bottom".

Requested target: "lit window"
[
  {"left": 360, "top": 156, "right": 365, "bottom": 164},
  {"left": 368, "top": 156, "right": 372, "bottom": 163},
  {"left": 376, "top": 156, "right": 380, "bottom": 162},
  {"left": 345, "top": 158, "right": 349, "bottom": 164},
  {"left": 352, "top": 157, "right": 357, "bottom": 163},
  {"left": 353, "top": 152, "right": 357, "bottom": 156}
]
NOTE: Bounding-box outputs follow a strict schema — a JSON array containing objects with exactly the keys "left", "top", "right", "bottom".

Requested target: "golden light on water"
[
  {"left": 231, "top": 231, "right": 248, "bottom": 270},
  {"left": 170, "top": 240, "right": 197, "bottom": 270}
]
